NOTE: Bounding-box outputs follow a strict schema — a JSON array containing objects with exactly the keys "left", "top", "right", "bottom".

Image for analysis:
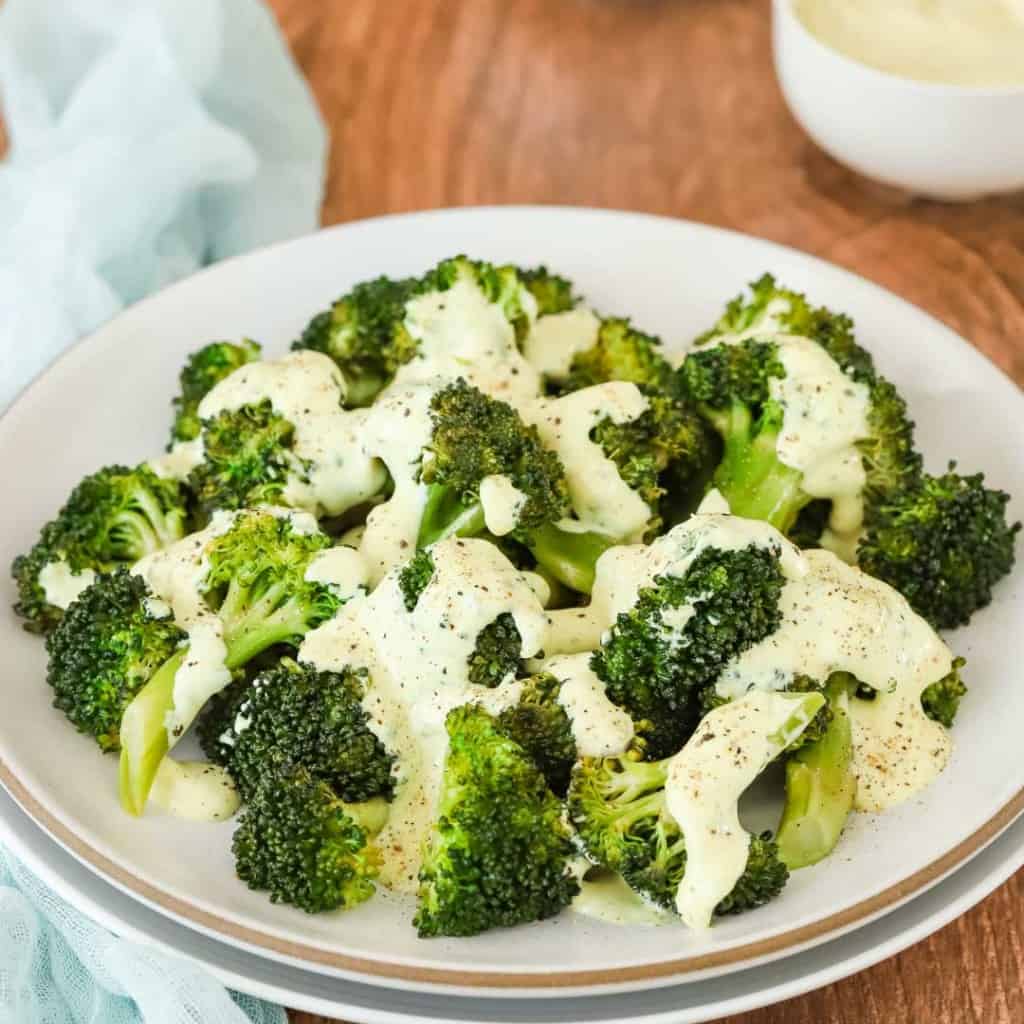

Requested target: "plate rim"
[{"left": 1, "top": 204, "right": 1021, "bottom": 991}]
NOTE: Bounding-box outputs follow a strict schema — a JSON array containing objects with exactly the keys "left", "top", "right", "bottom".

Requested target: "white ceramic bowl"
[{"left": 772, "top": 0, "right": 1024, "bottom": 200}]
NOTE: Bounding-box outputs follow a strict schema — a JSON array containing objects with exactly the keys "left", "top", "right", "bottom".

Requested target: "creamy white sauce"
[
  {"left": 701, "top": 332, "right": 871, "bottom": 537},
  {"left": 149, "top": 759, "right": 240, "bottom": 822},
  {"left": 522, "top": 307, "right": 601, "bottom": 382},
  {"left": 542, "top": 653, "right": 634, "bottom": 758},
  {"left": 300, "top": 537, "right": 548, "bottom": 892},
  {"left": 355, "top": 387, "right": 435, "bottom": 584},
  {"left": 697, "top": 488, "right": 731, "bottom": 515},
  {"left": 132, "top": 508, "right": 323, "bottom": 745},
  {"left": 394, "top": 272, "right": 541, "bottom": 406},
  {"left": 147, "top": 439, "right": 204, "bottom": 480},
  {"left": 795, "top": 0, "right": 1024, "bottom": 87},
  {"left": 524, "top": 382, "right": 652, "bottom": 542},
  {"left": 544, "top": 512, "right": 804, "bottom": 657},
  {"left": 479, "top": 474, "right": 528, "bottom": 537},
  {"left": 304, "top": 545, "right": 371, "bottom": 601},
  {"left": 38, "top": 560, "right": 97, "bottom": 610},
  {"left": 571, "top": 870, "right": 671, "bottom": 926},
  {"left": 715, "top": 549, "right": 954, "bottom": 812},
  {"left": 666, "top": 690, "right": 824, "bottom": 930}
]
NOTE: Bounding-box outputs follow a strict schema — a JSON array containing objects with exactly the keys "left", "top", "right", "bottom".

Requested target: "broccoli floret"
[
  {"left": 170, "top": 339, "right": 261, "bottom": 445},
  {"left": 233, "top": 765, "right": 382, "bottom": 913},
  {"left": 119, "top": 511, "right": 346, "bottom": 815},
  {"left": 558, "top": 318, "right": 679, "bottom": 397},
  {"left": 858, "top": 467, "right": 1020, "bottom": 629},
  {"left": 592, "top": 545, "right": 787, "bottom": 758},
  {"left": 202, "top": 658, "right": 394, "bottom": 804},
  {"left": 517, "top": 266, "right": 576, "bottom": 316},
  {"left": 591, "top": 393, "right": 716, "bottom": 539},
  {"left": 496, "top": 672, "right": 576, "bottom": 795},
  {"left": 292, "top": 276, "right": 419, "bottom": 407},
  {"left": 44, "top": 569, "right": 186, "bottom": 751},
  {"left": 920, "top": 657, "right": 968, "bottom": 728},
  {"left": 187, "top": 400, "right": 307, "bottom": 524},
  {"left": 681, "top": 275, "right": 921, "bottom": 535},
  {"left": 417, "top": 379, "right": 614, "bottom": 594},
  {"left": 415, "top": 704, "right": 578, "bottom": 937},
  {"left": 397, "top": 548, "right": 524, "bottom": 687},
  {"left": 418, "top": 256, "right": 537, "bottom": 343},
  {"left": 568, "top": 754, "right": 787, "bottom": 915},
  {"left": 13, "top": 464, "right": 188, "bottom": 634}
]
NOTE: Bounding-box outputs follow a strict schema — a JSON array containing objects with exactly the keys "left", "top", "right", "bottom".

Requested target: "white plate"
[
  {"left": 3, "top": 780, "right": 1024, "bottom": 1024},
  {"left": 0, "top": 207, "right": 1021, "bottom": 994}
]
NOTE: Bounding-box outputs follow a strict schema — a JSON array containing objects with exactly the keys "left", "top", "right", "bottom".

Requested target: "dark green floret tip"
[
  {"left": 516, "top": 265, "right": 576, "bottom": 316},
  {"left": 292, "top": 276, "right": 419, "bottom": 406},
  {"left": 398, "top": 549, "right": 435, "bottom": 611},
  {"left": 233, "top": 765, "right": 381, "bottom": 914},
  {"left": 45, "top": 569, "right": 186, "bottom": 751},
  {"left": 569, "top": 754, "right": 788, "bottom": 914},
  {"left": 415, "top": 704, "right": 578, "bottom": 937},
  {"left": 921, "top": 657, "right": 968, "bottom": 728},
  {"left": 467, "top": 612, "right": 523, "bottom": 687},
  {"left": 170, "top": 339, "right": 261, "bottom": 444},
  {"left": 592, "top": 544, "right": 786, "bottom": 758},
  {"left": 558, "top": 317, "right": 678, "bottom": 397},
  {"left": 858, "top": 466, "right": 1019, "bottom": 630},
  {"left": 12, "top": 463, "right": 188, "bottom": 634}
]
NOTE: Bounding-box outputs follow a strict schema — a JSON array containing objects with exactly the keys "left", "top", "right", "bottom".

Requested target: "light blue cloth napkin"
[{"left": 0, "top": 0, "right": 327, "bottom": 1019}]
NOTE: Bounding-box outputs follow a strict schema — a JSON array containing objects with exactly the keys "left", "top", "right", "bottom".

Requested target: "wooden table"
[{"left": 265, "top": 1, "right": 1024, "bottom": 1021}]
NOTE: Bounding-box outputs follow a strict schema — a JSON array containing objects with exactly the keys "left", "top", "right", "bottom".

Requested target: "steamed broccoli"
[
  {"left": 398, "top": 549, "right": 524, "bottom": 687},
  {"left": 592, "top": 544, "right": 787, "bottom": 758},
  {"left": 233, "top": 765, "right": 383, "bottom": 913},
  {"left": 495, "top": 672, "right": 576, "bottom": 795},
  {"left": 13, "top": 464, "right": 189, "bottom": 633},
  {"left": 920, "top": 657, "right": 969, "bottom": 728},
  {"left": 202, "top": 658, "right": 394, "bottom": 803},
  {"left": 416, "top": 379, "right": 614, "bottom": 594},
  {"left": 169, "top": 339, "right": 261, "bottom": 445},
  {"left": 415, "top": 704, "right": 578, "bottom": 937},
  {"left": 568, "top": 754, "right": 788, "bottom": 915},
  {"left": 44, "top": 569, "right": 186, "bottom": 751},
  {"left": 680, "top": 275, "right": 921, "bottom": 535},
  {"left": 187, "top": 400, "right": 307, "bottom": 524},
  {"left": 517, "top": 266, "right": 576, "bottom": 317},
  {"left": 292, "top": 276, "right": 419, "bottom": 407},
  {"left": 858, "top": 467, "right": 1020, "bottom": 629},
  {"left": 118, "top": 511, "right": 346, "bottom": 815}
]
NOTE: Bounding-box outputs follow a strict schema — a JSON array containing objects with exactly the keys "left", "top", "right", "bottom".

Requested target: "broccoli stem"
[
  {"left": 118, "top": 647, "right": 187, "bottom": 816},
  {"left": 776, "top": 678, "right": 857, "bottom": 869},
  {"left": 525, "top": 523, "right": 615, "bottom": 595},
  {"left": 416, "top": 484, "right": 487, "bottom": 548},
  {"left": 710, "top": 404, "right": 810, "bottom": 533}
]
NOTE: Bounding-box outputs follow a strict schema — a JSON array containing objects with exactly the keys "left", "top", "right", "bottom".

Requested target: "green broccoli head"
[
  {"left": 858, "top": 467, "right": 1019, "bottom": 630},
  {"left": 592, "top": 545, "right": 786, "bottom": 758},
  {"left": 557, "top": 317, "right": 679, "bottom": 397},
  {"left": 187, "top": 400, "right": 306, "bottom": 524},
  {"left": 233, "top": 765, "right": 381, "bottom": 914},
  {"left": 568, "top": 754, "right": 787, "bottom": 914},
  {"left": 397, "top": 549, "right": 524, "bottom": 687},
  {"left": 681, "top": 276, "right": 921, "bottom": 534},
  {"left": 496, "top": 672, "right": 576, "bottom": 795},
  {"left": 516, "top": 266, "right": 576, "bottom": 317},
  {"left": 13, "top": 464, "right": 189, "bottom": 634},
  {"left": 920, "top": 657, "right": 968, "bottom": 728},
  {"left": 418, "top": 378, "right": 571, "bottom": 545},
  {"left": 201, "top": 512, "right": 342, "bottom": 668},
  {"left": 44, "top": 569, "right": 186, "bottom": 751},
  {"left": 169, "top": 339, "right": 261, "bottom": 445},
  {"left": 418, "top": 256, "right": 536, "bottom": 343},
  {"left": 415, "top": 704, "right": 578, "bottom": 937},
  {"left": 200, "top": 658, "right": 395, "bottom": 804},
  {"left": 591, "top": 393, "right": 716, "bottom": 538},
  {"left": 292, "top": 276, "right": 419, "bottom": 407}
]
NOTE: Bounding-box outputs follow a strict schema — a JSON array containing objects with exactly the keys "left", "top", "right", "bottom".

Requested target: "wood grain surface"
[{"left": 263, "top": 1, "right": 1024, "bottom": 1021}]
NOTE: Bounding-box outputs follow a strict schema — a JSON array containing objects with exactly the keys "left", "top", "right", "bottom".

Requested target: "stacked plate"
[{"left": 2, "top": 208, "right": 1021, "bottom": 1022}]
